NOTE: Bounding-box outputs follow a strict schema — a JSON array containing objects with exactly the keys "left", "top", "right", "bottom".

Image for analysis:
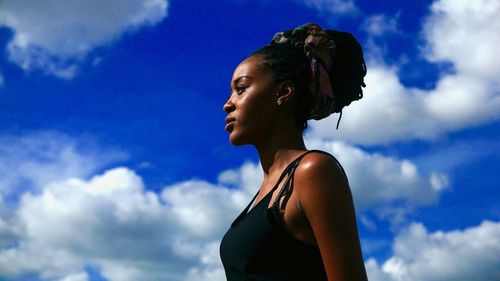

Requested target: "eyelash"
[
  {"left": 227, "top": 86, "right": 247, "bottom": 101},
  {"left": 235, "top": 86, "right": 246, "bottom": 94}
]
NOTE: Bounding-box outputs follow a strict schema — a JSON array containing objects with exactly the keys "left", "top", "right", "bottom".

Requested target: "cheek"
[
  {"left": 241, "top": 95, "right": 274, "bottom": 126},
  {"left": 229, "top": 99, "right": 275, "bottom": 144},
  {"left": 240, "top": 103, "right": 276, "bottom": 138}
]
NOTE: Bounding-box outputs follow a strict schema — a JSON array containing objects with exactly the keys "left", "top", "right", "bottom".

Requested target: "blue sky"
[{"left": 0, "top": 0, "right": 499, "bottom": 280}]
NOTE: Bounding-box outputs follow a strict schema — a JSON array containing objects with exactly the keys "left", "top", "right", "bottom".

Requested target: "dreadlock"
[
  {"left": 252, "top": 44, "right": 312, "bottom": 130},
  {"left": 251, "top": 25, "right": 366, "bottom": 131}
]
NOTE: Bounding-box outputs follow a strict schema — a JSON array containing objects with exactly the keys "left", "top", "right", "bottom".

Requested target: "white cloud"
[
  {"left": 0, "top": 131, "right": 247, "bottom": 280},
  {"left": 298, "top": 0, "right": 358, "bottom": 15},
  {"left": 58, "top": 272, "right": 88, "bottom": 281},
  {"left": 0, "top": 197, "right": 19, "bottom": 248},
  {"left": 305, "top": 139, "right": 448, "bottom": 224},
  {"left": 0, "top": 131, "right": 127, "bottom": 198},
  {"left": 365, "top": 258, "right": 393, "bottom": 281},
  {"left": 366, "top": 220, "right": 500, "bottom": 281},
  {"left": 0, "top": 167, "right": 235, "bottom": 281},
  {"left": 308, "top": 63, "right": 500, "bottom": 145},
  {"left": 217, "top": 161, "right": 263, "bottom": 194},
  {"left": 0, "top": 131, "right": 451, "bottom": 280},
  {"left": 182, "top": 241, "right": 227, "bottom": 281},
  {"left": 308, "top": 0, "right": 500, "bottom": 145},
  {"left": 0, "top": 131, "right": 231, "bottom": 280},
  {"left": 423, "top": 0, "right": 500, "bottom": 82},
  {"left": 0, "top": 0, "right": 168, "bottom": 78},
  {"left": 161, "top": 180, "right": 249, "bottom": 238},
  {"left": 362, "top": 14, "right": 399, "bottom": 37},
  {"left": 219, "top": 139, "right": 449, "bottom": 225}
]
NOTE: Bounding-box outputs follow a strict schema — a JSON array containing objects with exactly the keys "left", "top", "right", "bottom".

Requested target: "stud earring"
[{"left": 277, "top": 100, "right": 282, "bottom": 106}]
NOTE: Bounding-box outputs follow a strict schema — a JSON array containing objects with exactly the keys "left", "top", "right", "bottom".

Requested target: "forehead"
[{"left": 231, "top": 55, "right": 269, "bottom": 82}]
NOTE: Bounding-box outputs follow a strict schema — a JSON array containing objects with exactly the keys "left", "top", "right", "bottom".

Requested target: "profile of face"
[{"left": 223, "top": 55, "right": 281, "bottom": 146}]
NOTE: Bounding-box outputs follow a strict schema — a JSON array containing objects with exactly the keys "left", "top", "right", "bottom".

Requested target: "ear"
[{"left": 276, "top": 80, "right": 295, "bottom": 105}]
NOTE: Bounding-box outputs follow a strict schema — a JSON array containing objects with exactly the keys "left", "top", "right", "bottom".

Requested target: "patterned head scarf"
[{"left": 271, "top": 23, "right": 366, "bottom": 127}]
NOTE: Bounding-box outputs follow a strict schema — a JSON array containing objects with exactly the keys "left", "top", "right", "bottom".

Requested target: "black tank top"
[{"left": 220, "top": 150, "right": 332, "bottom": 281}]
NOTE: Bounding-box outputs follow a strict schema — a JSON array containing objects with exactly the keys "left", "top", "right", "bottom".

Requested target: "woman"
[{"left": 220, "top": 23, "right": 368, "bottom": 281}]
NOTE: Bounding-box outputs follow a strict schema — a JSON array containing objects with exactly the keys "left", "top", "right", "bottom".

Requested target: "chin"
[
  {"left": 229, "top": 135, "right": 246, "bottom": 146},
  {"left": 228, "top": 131, "right": 252, "bottom": 146}
]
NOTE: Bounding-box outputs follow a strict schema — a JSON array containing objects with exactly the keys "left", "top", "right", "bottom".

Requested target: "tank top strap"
[
  {"left": 232, "top": 151, "right": 314, "bottom": 226},
  {"left": 268, "top": 151, "right": 308, "bottom": 193},
  {"left": 271, "top": 150, "right": 340, "bottom": 213}
]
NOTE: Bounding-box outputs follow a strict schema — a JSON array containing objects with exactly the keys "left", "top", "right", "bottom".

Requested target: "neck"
[{"left": 254, "top": 126, "right": 307, "bottom": 177}]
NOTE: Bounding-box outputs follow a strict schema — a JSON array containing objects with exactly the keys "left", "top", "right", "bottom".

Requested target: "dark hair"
[
  {"left": 252, "top": 44, "right": 312, "bottom": 130},
  {"left": 252, "top": 28, "right": 366, "bottom": 131}
]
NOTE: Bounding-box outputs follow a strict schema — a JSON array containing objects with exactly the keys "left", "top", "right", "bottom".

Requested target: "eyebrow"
[
  {"left": 233, "top": 75, "right": 254, "bottom": 85},
  {"left": 230, "top": 75, "right": 254, "bottom": 92}
]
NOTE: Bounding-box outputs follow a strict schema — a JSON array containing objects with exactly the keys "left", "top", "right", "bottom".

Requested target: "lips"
[{"left": 225, "top": 116, "right": 236, "bottom": 132}]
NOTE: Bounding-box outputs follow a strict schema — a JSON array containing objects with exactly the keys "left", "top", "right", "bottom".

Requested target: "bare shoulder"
[
  {"left": 293, "top": 151, "right": 352, "bottom": 213},
  {"left": 294, "top": 151, "right": 347, "bottom": 188},
  {"left": 293, "top": 151, "right": 367, "bottom": 281}
]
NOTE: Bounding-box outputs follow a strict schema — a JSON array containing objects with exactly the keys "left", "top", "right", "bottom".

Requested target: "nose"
[{"left": 223, "top": 96, "right": 235, "bottom": 113}]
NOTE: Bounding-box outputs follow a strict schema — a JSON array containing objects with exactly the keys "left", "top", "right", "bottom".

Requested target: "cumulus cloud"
[
  {"left": 0, "top": 167, "right": 241, "bottom": 281},
  {"left": 423, "top": 0, "right": 500, "bottom": 82},
  {"left": 0, "top": 198, "right": 19, "bottom": 248},
  {"left": 161, "top": 180, "right": 249, "bottom": 238},
  {"left": 0, "top": 0, "right": 168, "bottom": 78},
  {"left": 0, "top": 131, "right": 127, "bottom": 198},
  {"left": 366, "top": 220, "right": 500, "bottom": 281},
  {"left": 309, "top": 0, "right": 500, "bottom": 145},
  {"left": 0, "top": 131, "right": 244, "bottom": 281},
  {"left": 0, "top": 131, "right": 450, "bottom": 280},
  {"left": 308, "top": 62, "right": 500, "bottom": 144},
  {"left": 305, "top": 139, "right": 448, "bottom": 224},
  {"left": 218, "top": 137, "right": 449, "bottom": 214},
  {"left": 217, "top": 139, "right": 448, "bottom": 225},
  {"left": 217, "top": 161, "right": 263, "bottom": 194}
]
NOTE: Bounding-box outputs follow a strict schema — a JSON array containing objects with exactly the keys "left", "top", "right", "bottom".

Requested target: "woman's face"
[{"left": 223, "top": 55, "right": 279, "bottom": 146}]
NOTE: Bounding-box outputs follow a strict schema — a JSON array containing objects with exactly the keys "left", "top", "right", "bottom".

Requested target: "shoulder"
[
  {"left": 293, "top": 150, "right": 351, "bottom": 212},
  {"left": 294, "top": 150, "right": 347, "bottom": 185},
  {"left": 293, "top": 151, "right": 367, "bottom": 281}
]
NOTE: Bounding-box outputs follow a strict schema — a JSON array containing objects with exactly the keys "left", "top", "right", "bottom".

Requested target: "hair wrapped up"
[{"left": 253, "top": 23, "right": 366, "bottom": 130}]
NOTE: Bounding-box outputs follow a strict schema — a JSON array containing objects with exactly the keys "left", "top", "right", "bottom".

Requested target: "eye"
[{"left": 235, "top": 85, "right": 247, "bottom": 94}]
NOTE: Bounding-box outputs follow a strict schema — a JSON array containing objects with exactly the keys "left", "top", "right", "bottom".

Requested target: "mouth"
[
  {"left": 225, "top": 122, "right": 234, "bottom": 132},
  {"left": 225, "top": 116, "right": 236, "bottom": 132}
]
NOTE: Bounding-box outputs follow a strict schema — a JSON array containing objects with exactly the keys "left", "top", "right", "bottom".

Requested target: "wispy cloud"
[
  {"left": 362, "top": 13, "right": 400, "bottom": 37},
  {"left": 0, "top": 0, "right": 169, "bottom": 79},
  {"left": 297, "top": 0, "right": 359, "bottom": 16},
  {"left": 0, "top": 131, "right": 127, "bottom": 199}
]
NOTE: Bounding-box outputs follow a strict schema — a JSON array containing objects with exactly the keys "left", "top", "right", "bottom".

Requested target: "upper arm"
[{"left": 294, "top": 153, "right": 367, "bottom": 281}]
